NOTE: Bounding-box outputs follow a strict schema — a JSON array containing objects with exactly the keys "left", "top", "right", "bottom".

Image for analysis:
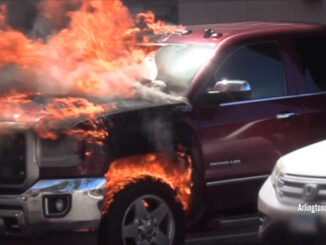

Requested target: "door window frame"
[{"left": 202, "top": 38, "right": 295, "bottom": 107}]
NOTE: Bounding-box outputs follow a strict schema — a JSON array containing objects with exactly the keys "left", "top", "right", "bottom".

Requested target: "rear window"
[{"left": 295, "top": 36, "right": 326, "bottom": 93}]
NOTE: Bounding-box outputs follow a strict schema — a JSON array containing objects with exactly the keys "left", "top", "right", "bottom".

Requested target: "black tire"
[{"left": 98, "top": 178, "right": 186, "bottom": 245}]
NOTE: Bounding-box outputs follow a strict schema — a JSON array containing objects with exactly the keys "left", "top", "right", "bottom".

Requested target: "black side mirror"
[{"left": 204, "top": 80, "right": 252, "bottom": 105}]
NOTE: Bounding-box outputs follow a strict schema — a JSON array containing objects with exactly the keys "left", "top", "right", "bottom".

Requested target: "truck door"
[{"left": 196, "top": 40, "right": 305, "bottom": 212}]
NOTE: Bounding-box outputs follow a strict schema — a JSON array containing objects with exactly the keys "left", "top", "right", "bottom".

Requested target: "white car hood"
[{"left": 280, "top": 140, "right": 326, "bottom": 177}]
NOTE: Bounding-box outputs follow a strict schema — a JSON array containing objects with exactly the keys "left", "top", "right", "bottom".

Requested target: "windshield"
[{"left": 154, "top": 44, "right": 217, "bottom": 95}]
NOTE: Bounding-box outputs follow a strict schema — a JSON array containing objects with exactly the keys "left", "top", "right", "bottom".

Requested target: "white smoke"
[{"left": 0, "top": 0, "right": 189, "bottom": 115}]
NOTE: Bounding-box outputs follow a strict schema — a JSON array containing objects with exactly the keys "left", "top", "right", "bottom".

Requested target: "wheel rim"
[{"left": 121, "top": 194, "right": 176, "bottom": 245}]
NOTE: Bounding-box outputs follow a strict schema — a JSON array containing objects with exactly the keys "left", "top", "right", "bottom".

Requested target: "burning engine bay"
[{"left": 0, "top": 0, "right": 202, "bottom": 214}]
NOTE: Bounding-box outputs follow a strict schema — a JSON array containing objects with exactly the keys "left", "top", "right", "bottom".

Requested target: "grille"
[
  {"left": 0, "top": 133, "right": 26, "bottom": 185},
  {"left": 276, "top": 174, "right": 326, "bottom": 204}
]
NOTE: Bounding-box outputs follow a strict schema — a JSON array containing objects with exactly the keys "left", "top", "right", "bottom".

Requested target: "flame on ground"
[{"left": 103, "top": 151, "right": 193, "bottom": 213}]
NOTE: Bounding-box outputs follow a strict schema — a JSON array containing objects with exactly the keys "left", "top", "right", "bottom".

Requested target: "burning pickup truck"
[
  {"left": 0, "top": 1, "right": 201, "bottom": 243},
  {"left": 0, "top": 92, "right": 193, "bottom": 244},
  {"left": 1, "top": 1, "right": 326, "bottom": 245}
]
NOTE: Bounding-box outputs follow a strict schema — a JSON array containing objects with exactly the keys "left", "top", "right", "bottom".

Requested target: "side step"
[
  {"left": 185, "top": 214, "right": 261, "bottom": 244},
  {"left": 206, "top": 214, "right": 261, "bottom": 229}
]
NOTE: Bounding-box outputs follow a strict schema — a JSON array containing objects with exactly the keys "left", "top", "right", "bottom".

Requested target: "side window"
[
  {"left": 295, "top": 36, "right": 326, "bottom": 93},
  {"left": 215, "top": 41, "right": 287, "bottom": 100}
]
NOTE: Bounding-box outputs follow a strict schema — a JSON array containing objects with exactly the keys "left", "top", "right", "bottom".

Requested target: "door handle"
[{"left": 276, "top": 112, "right": 300, "bottom": 120}]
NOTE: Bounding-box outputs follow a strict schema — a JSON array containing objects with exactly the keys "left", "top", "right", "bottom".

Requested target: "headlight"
[
  {"left": 37, "top": 136, "right": 84, "bottom": 168},
  {"left": 271, "top": 159, "right": 284, "bottom": 187}
]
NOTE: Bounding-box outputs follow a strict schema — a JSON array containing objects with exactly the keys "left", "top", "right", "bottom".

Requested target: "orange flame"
[
  {"left": 0, "top": 4, "right": 7, "bottom": 28},
  {"left": 0, "top": 0, "right": 184, "bottom": 143},
  {"left": 35, "top": 97, "right": 113, "bottom": 143},
  {"left": 0, "top": 90, "right": 110, "bottom": 144},
  {"left": 136, "top": 11, "right": 185, "bottom": 35},
  {"left": 40, "top": 97, "right": 106, "bottom": 121},
  {"left": 103, "top": 152, "right": 193, "bottom": 213},
  {"left": 0, "top": 91, "right": 39, "bottom": 123},
  {"left": 65, "top": 119, "right": 109, "bottom": 146},
  {"left": 0, "top": 0, "right": 193, "bottom": 216},
  {"left": 0, "top": 91, "right": 34, "bottom": 105}
]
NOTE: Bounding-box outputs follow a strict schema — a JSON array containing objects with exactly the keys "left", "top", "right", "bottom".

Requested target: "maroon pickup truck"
[{"left": 1, "top": 22, "right": 326, "bottom": 245}]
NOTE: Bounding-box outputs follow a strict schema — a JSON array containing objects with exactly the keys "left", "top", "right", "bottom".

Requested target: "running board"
[
  {"left": 186, "top": 214, "right": 261, "bottom": 244},
  {"left": 186, "top": 231, "right": 258, "bottom": 245},
  {"left": 206, "top": 214, "right": 261, "bottom": 229}
]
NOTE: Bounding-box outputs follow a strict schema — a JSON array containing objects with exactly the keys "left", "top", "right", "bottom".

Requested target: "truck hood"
[
  {"left": 280, "top": 140, "right": 326, "bottom": 177},
  {"left": 0, "top": 95, "right": 189, "bottom": 131}
]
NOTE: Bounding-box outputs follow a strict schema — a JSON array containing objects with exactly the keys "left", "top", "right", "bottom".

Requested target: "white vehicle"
[{"left": 258, "top": 140, "right": 326, "bottom": 244}]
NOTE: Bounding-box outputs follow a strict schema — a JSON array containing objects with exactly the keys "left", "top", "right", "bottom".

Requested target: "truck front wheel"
[{"left": 98, "top": 179, "right": 186, "bottom": 245}]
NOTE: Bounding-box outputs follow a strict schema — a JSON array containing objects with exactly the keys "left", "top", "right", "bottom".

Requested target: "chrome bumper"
[{"left": 0, "top": 178, "right": 106, "bottom": 236}]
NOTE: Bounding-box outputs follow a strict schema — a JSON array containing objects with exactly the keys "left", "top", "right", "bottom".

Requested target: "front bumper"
[
  {"left": 258, "top": 176, "right": 293, "bottom": 239},
  {"left": 0, "top": 178, "right": 106, "bottom": 236},
  {"left": 258, "top": 177, "right": 326, "bottom": 240}
]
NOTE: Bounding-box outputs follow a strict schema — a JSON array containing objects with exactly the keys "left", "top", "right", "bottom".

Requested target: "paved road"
[
  {"left": 1, "top": 220, "right": 262, "bottom": 245},
  {"left": 1, "top": 232, "right": 261, "bottom": 245}
]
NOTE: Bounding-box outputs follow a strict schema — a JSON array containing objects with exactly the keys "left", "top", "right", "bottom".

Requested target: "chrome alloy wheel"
[{"left": 121, "top": 195, "right": 176, "bottom": 245}]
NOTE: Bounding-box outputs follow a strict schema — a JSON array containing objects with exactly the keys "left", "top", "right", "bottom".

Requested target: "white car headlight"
[{"left": 271, "top": 159, "right": 284, "bottom": 187}]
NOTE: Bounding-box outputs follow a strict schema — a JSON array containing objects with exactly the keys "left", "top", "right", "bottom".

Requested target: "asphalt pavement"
[
  {"left": 1, "top": 232, "right": 261, "bottom": 245},
  {"left": 0, "top": 218, "right": 262, "bottom": 245}
]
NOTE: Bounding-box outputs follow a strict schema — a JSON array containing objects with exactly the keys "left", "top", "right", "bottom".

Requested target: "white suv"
[{"left": 258, "top": 140, "right": 326, "bottom": 243}]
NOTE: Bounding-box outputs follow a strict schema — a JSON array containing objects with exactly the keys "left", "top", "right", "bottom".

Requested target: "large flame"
[
  {"left": 0, "top": 0, "right": 147, "bottom": 95},
  {"left": 103, "top": 151, "right": 193, "bottom": 213},
  {"left": 0, "top": 0, "right": 193, "bottom": 209},
  {"left": 0, "top": 0, "right": 183, "bottom": 143}
]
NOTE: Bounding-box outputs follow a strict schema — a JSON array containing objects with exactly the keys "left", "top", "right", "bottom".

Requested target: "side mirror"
[{"left": 204, "top": 80, "right": 251, "bottom": 105}]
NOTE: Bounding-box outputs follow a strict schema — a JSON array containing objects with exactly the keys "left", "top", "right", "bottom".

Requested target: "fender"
[{"left": 101, "top": 108, "right": 207, "bottom": 228}]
